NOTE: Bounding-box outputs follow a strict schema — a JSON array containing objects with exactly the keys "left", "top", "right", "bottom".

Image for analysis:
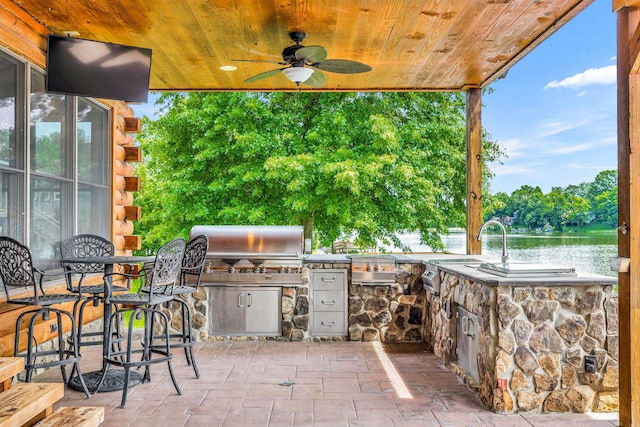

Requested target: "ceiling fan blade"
[
  {"left": 295, "top": 46, "right": 328, "bottom": 63},
  {"left": 233, "top": 59, "right": 288, "bottom": 65},
  {"left": 311, "top": 59, "right": 372, "bottom": 74},
  {"left": 244, "top": 68, "right": 285, "bottom": 83},
  {"left": 304, "top": 70, "right": 326, "bottom": 88}
]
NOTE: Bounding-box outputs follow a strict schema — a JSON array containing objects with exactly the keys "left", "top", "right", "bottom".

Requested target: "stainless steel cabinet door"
[
  {"left": 245, "top": 288, "right": 281, "bottom": 334},
  {"left": 210, "top": 288, "right": 246, "bottom": 333}
]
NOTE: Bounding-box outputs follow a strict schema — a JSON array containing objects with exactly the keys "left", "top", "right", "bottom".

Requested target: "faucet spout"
[{"left": 476, "top": 219, "right": 509, "bottom": 264}]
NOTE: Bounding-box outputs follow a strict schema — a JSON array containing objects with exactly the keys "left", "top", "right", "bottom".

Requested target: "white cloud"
[
  {"left": 564, "top": 163, "right": 616, "bottom": 171},
  {"left": 535, "top": 118, "right": 590, "bottom": 138},
  {"left": 548, "top": 136, "right": 616, "bottom": 155},
  {"left": 497, "top": 138, "right": 528, "bottom": 159},
  {"left": 544, "top": 65, "right": 616, "bottom": 89},
  {"left": 490, "top": 162, "right": 542, "bottom": 176}
]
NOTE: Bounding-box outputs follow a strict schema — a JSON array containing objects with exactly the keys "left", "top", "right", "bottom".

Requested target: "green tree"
[
  {"left": 546, "top": 187, "right": 569, "bottom": 231},
  {"left": 134, "top": 92, "right": 502, "bottom": 252},
  {"left": 587, "top": 170, "right": 617, "bottom": 203},
  {"left": 593, "top": 187, "right": 617, "bottom": 227}
]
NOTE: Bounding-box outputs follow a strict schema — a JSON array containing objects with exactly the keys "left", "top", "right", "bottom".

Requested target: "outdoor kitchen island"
[
  {"left": 169, "top": 226, "right": 619, "bottom": 414},
  {"left": 425, "top": 261, "right": 619, "bottom": 414}
]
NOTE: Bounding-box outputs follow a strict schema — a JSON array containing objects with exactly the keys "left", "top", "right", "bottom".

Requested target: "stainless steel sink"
[
  {"left": 478, "top": 262, "right": 576, "bottom": 277},
  {"left": 425, "top": 258, "right": 485, "bottom": 264}
]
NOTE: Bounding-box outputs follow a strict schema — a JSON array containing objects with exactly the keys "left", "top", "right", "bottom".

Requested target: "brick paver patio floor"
[{"left": 35, "top": 340, "right": 619, "bottom": 426}]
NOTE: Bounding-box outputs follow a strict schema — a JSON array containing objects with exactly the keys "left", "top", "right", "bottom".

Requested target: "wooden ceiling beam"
[
  {"left": 614, "top": 0, "right": 640, "bottom": 12},
  {"left": 630, "top": 9, "right": 640, "bottom": 72}
]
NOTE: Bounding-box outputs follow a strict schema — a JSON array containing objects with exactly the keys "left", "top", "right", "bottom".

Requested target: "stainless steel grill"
[
  {"left": 421, "top": 258, "right": 485, "bottom": 294},
  {"left": 348, "top": 254, "right": 396, "bottom": 284},
  {"left": 190, "top": 225, "right": 304, "bottom": 285}
]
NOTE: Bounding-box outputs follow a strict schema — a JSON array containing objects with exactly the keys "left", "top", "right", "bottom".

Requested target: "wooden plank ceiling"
[{"left": 10, "top": 0, "right": 593, "bottom": 92}]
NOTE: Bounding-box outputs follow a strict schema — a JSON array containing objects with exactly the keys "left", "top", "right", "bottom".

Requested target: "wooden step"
[
  {"left": 0, "top": 382, "right": 63, "bottom": 427},
  {"left": 0, "top": 358, "right": 24, "bottom": 391},
  {"left": 34, "top": 407, "right": 104, "bottom": 427}
]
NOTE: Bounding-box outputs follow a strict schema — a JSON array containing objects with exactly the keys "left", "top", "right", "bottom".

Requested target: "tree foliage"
[
  {"left": 134, "top": 92, "right": 501, "bottom": 252},
  {"left": 482, "top": 170, "right": 617, "bottom": 230}
]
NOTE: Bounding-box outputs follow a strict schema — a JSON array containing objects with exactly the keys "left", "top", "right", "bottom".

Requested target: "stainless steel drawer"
[
  {"left": 312, "top": 312, "right": 345, "bottom": 334},
  {"left": 313, "top": 290, "right": 345, "bottom": 312},
  {"left": 312, "top": 272, "right": 345, "bottom": 290}
]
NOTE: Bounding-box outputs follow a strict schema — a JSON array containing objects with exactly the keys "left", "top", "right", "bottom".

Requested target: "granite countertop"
[
  {"left": 303, "top": 253, "right": 495, "bottom": 264},
  {"left": 303, "top": 254, "right": 351, "bottom": 263},
  {"left": 436, "top": 262, "right": 618, "bottom": 287}
]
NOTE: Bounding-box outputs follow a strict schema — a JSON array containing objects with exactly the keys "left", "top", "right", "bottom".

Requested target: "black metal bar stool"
[
  {"left": 59, "top": 234, "right": 130, "bottom": 352},
  {"left": 144, "top": 234, "right": 208, "bottom": 378},
  {"left": 0, "top": 236, "right": 91, "bottom": 397},
  {"left": 95, "top": 237, "right": 186, "bottom": 408}
]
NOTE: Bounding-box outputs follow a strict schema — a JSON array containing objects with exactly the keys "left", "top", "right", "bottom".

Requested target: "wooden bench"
[
  {"left": 0, "top": 358, "right": 24, "bottom": 391},
  {"left": 0, "top": 357, "right": 104, "bottom": 426},
  {"left": 34, "top": 407, "right": 104, "bottom": 427},
  {"left": 0, "top": 382, "right": 63, "bottom": 427}
]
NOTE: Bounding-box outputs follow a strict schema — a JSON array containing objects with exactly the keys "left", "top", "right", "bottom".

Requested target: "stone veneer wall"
[
  {"left": 162, "top": 261, "right": 427, "bottom": 342},
  {"left": 427, "top": 270, "right": 618, "bottom": 414},
  {"left": 347, "top": 262, "right": 426, "bottom": 342}
]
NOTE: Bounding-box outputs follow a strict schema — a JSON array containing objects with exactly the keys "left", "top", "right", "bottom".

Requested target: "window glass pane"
[
  {"left": 0, "top": 50, "right": 25, "bottom": 169},
  {"left": 30, "top": 71, "right": 68, "bottom": 177},
  {"left": 78, "top": 99, "right": 108, "bottom": 185},
  {"left": 30, "top": 177, "right": 70, "bottom": 269},
  {"left": 77, "top": 183, "right": 108, "bottom": 236},
  {"left": 0, "top": 170, "right": 25, "bottom": 240}
]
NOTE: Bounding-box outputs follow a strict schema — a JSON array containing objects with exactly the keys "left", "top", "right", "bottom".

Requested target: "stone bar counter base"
[
  {"left": 427, "top": 270, "right": 618, "bottom": 414},
  {"left": 163, "top": 261, "right": 427, "bottom": 343},
  {"left": 347, "top": 262, "right": 426, "bottom": 342}
]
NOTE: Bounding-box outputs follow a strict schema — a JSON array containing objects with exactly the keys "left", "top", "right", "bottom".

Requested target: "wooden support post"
[
  {"left": 617, "top": 5, "right": 640, "bottom": 425},
  {"left": 466, "top": 88, "right": 482, "bottom": 255}
]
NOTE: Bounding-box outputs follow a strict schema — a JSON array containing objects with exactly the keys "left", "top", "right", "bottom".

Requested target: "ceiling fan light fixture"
[{"left": 282, "top": 67, "right": 314, "bottom": 84}]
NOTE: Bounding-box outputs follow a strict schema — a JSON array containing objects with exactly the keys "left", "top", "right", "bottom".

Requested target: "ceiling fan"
[{"left": 234, "top": 31, "right": 372, "bottom": 88}]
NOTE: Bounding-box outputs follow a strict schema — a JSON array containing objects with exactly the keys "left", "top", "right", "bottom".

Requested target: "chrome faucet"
[{"left": 476, "top": 219, "right": 509, "bottom": 264}]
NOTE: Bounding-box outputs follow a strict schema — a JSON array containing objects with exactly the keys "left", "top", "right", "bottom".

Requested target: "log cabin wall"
[{"left": 0, "top": 3, "right": 142, "bottom": 356}]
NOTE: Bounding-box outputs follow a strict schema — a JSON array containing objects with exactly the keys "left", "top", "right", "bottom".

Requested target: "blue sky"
[
  {"left": 133, "top": 1, "right": 616, "bottom": 196},
  {"left": 483, "top": 0, "right": 617, "bottom": 195}
]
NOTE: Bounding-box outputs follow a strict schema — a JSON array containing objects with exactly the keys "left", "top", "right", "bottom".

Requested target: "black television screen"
[{"left": 46, "top": 35, "right": 152, "bottom": 102}]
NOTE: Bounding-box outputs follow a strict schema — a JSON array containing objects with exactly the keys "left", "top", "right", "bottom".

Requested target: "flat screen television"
[{"left": 46, "top": 35, "right": 152, "bottom": 102}]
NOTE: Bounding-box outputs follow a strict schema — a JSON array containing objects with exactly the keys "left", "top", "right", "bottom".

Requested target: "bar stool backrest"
[
  {"left": 181, "top": 234, "right": 208, "bottom": 288},
  {"left": 60, "top": 234, "right": 114, "bottom": 290},
  {"left": 0, "top": 236, "right": 42, "bottom": 304},
  {"left": 147, "top": 238, "right": 186, "bottom": 294}
]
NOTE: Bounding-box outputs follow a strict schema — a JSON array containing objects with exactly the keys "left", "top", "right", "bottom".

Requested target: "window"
[{"left": 0, "top": 47, "right": 110, "bottom": 271}]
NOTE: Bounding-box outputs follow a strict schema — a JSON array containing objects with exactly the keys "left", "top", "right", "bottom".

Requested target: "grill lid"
[{"left": 190, "top": 225, "right": 304, "bottom": 260}]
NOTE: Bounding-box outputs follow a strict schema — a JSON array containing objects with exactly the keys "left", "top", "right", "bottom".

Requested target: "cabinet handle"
[
  {"left": 321, "top": 277, "right": 336, "bottom": 282},
  {"left": 238, "top": 293, "right": 243, "bottom": 308},
  {"left": 321, "top": 321, "right": 335, "bottom": 326},
  {"left": 466, "top": 317, "right": 476, "bottom": 338},
  {"left": 322, "top": 300, "right": 336, "bottom": 305},
  {"left": 247, "top": 293, "right": 252, "bottom": 308}
]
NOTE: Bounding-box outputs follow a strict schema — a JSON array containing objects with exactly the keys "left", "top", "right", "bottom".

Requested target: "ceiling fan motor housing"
[{"left": 282, "top": 45, "right": 306, "bottom": 65}]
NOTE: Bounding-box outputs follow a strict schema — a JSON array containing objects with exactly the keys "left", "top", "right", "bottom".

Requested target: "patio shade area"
[
  {"left": 35, "top": 340, "right": 620, "bottom": 426},
  {"left": 10, "top": 0, "right": 592, "bottom": 92}
]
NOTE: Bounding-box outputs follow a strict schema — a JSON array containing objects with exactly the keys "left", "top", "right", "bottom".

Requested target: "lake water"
[{"left": 389, "top": 230, "right": 618, "bottom": 277}]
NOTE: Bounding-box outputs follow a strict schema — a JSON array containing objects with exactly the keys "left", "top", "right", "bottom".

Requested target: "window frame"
[{"left": 0, "top": 44, "right": 112, "bottom": 273}]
